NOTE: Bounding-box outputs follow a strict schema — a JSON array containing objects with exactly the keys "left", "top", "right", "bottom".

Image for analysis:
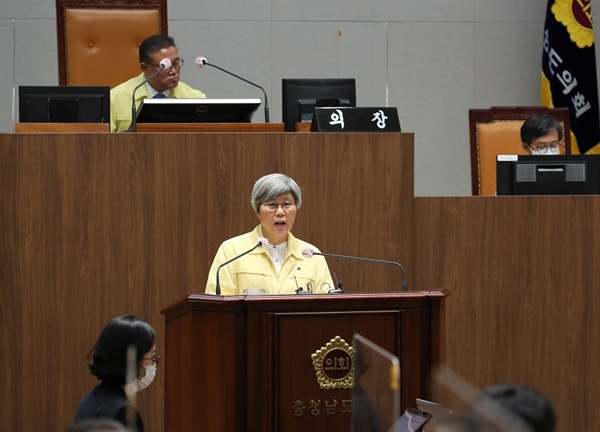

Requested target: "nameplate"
[{"left": 310, "top": 107, "right": 401, "bottom": 132}]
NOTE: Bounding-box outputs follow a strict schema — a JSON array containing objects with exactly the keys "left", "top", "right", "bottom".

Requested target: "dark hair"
[
  {"left": 481, "top": 384, "right": 556, "bottom": 432},
  {"left": 88, "top": 315, "right": 156, "bottom": 384},
  {"left": 520, "top": 114, "right": 564, "bottom": 145},
  {"left": 139, "top": 34, "right": 177, "bottom": 64}
]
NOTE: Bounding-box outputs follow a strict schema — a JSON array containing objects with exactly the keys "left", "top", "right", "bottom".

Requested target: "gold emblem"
[
  {"left": 311, "top": 336, "right": 355, "bottom": 389},
  {"left": 552, "top": 0, "right": 594, "bottom": 48}
]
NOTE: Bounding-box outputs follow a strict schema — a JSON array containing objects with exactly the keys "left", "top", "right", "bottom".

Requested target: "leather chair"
[
  {"left": 56, "top": 0, "right": 168, "bottom": 88},
  {"left": 469, "top": 106, "right": 571, "bottom": 196}
]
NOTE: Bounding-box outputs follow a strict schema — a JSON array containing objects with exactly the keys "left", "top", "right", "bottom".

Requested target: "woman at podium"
[{"left": 205, "top": 173, "right": 334, "bottom": 295}]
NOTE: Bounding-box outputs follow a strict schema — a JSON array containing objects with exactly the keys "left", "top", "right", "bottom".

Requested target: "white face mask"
[{"left": 130, "top": 363, "right": 156, "bottom": 392}]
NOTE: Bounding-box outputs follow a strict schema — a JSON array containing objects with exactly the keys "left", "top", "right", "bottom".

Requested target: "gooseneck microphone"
[
  {"left": 215, "top": 237, "right": 269, "bottom": 295},
  {"left": 302, "top": 248, "right": 409, "bottom": 292},
  {"left": 127, "top": 58, "right": 172, "bottom": 132},
  {"left": 195, "top": 56, "right": 270, "bottom": 123}
]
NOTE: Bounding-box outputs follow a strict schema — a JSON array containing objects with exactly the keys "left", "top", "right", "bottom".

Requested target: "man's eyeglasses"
[
  {"left": 262, "top": 201, "right": 296, "bottom": 213},
  {"left": 142, "top": 355, "right": 160, "bottom": 365},
  {"left": 145, "top": 58, "right": 184, "bottom": 71},
  {"left": 528, "top": 141, "right": 561, "bottom": 153}
]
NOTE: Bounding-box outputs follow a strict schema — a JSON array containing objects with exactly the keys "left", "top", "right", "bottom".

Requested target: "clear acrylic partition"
[
  {"left": 0, "top": 20, "right": 16, "bottom": 132},
  {"left": 427, "top": 365, "right": 534, "bottom": 432},
  {"left": 351, "top": 333, "right": 400, "bottom": 432},
  {"left": 334, "top": 21, "right": 390, "bottom": 109}
]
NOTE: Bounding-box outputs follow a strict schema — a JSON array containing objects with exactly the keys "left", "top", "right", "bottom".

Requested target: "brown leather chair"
[
  {"left": 469, "top": 106, "right": 571, "bottom": 196},
  {"left": 56, "top": 0, "right": 168, "bottom": 88}
]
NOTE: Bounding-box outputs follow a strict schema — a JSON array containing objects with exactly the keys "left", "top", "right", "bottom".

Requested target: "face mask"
[{"left": 130, "top": 363, "right": 157, "bottom": 392}]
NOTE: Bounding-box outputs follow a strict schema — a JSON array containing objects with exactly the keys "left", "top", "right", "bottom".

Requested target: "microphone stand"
[
  {"left": 311, "top": 251, "right": 409, "bottom": 292},
  {"left": 204, "top": 61, "right": 270, "bottom": 123},
  {"left": 215, "top": 239, "right": 265, "bottom": 295},
  {"left": 126, "top": 63, "right": 169, "bottom": 132}
]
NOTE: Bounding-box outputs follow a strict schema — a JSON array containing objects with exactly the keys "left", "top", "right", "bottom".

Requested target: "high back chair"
[
  {"left": 56, "top": 0, "right": 168, "bottom": 89},
  {"left": 469, "top": 106, "right": 571, "bottom": 196}
]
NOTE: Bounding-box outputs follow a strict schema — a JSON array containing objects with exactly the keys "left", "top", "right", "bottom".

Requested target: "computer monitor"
[
  {"left": 19, "top": 86, "right": 110, "bottom": 123},
  {"left": 135, "top": 98, "right": 261, "bottom": 123},
  {"left": 496, "top": 154, "right": 600, "bottom": 195},
  {"left": 282, "top": 78, "right": 356, "bottom": 131}
]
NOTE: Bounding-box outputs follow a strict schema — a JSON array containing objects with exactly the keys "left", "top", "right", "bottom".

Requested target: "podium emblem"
[{"left": 311, "top": 336, "right": 355, "bottom": 389}]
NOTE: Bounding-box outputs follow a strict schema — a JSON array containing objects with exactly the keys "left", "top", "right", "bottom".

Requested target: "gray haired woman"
[{"left": 205, "top": 173, "right": 333, "bottom": 295}]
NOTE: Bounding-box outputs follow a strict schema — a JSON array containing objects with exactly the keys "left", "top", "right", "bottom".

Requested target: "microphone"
[
  {"left": 215, "top": 237, "right": 268, "bottom": 295},
  {"left": 293, "top": 276, "right": 313, "bottom": 295},
  {"left": 302, "top": 248, "right": 409, "bottom": 292},
  {"left": 127, "top": 58, "right": 172, "bottom": 132},
  {"left": 330, "top": 272, "right": 344, "bottom": 294},
  {"left": 195, "top": 56, "right": 270, "bottom": 123}
]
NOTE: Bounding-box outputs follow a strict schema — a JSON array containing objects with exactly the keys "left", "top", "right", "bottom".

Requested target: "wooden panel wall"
[
  {"left": 0, "top": 132, "right": 414, "bottom": 431},
  {"left": 414, "top": 196, "right": 600, "bottom": 432}
]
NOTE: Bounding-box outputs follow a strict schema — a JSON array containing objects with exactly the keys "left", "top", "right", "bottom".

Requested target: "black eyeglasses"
[
  {"left": 261, "top": 200, "right": 297, "bottom": 213},
  {"left": 142, "top": 354, "right": 160, "bottom": 365}
]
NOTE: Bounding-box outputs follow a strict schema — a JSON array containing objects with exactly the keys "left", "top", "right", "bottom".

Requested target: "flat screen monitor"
[
  {"left": 282, "top": 78, "right": 356, "bottom": 131},
  {"left": 136, "top": 98, "right": 261, "bottom": 123},
  {"left": 19, "top": 86, "right": 110, "bottom": 123},
  {"left": 496, "top": 154, "right": 600, "bottom": 195}
]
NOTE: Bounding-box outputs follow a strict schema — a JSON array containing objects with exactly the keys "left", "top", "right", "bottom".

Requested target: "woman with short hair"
[
  {"left": 74, "top": 315, "right": 158, "bottom": 431},
  {"left": 205, "top": 173, "right": 334, "bottom": 295}
]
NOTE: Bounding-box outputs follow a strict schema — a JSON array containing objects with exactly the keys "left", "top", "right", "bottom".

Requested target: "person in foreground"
[
  {"left": 428, "top": 384, "right": 555, "bottom": 432},
  {"left": 205, "top": 173, "right": 334, "bottom": 295},
  {"left": 481, "top": 383, "right": 556, "bottom": 432},
  {"left": 110, "top": 34, "right": 206, "bottom": 132},
  {"left": 66, "top": 419, "right": 129, "bottom": 432},
  {"left": 73, "top": 315, "right": 159, "bottom": 431},
  {"left": 521, "top": 114, "right": 564, "bottom": 155}
]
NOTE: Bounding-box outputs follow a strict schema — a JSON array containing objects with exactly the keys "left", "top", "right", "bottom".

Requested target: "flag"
[{"left": 541, "top": 0, "right": 600, "bottom": 154}]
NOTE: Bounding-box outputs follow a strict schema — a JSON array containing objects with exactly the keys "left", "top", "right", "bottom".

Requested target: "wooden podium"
[{"left": 161, "top": 291, "right": 449, "bottom": 431}]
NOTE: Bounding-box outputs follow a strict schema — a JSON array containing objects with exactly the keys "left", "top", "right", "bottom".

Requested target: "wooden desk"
[
  {"left": 136, "top": 122, "right": 284, "bottom": 132},
  {"left": 15, "top": 122, "right": 109, "bottom": 132}
]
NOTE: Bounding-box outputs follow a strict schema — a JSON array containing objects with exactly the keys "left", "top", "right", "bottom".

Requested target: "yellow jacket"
[
  {"left": 110, "top": 73, "right": 206, "bottom": 132},
  {"left": 205, "top": 225, "right": 334, "bottom": 295}
]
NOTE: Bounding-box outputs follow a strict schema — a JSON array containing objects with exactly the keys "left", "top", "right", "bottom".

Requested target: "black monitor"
[
  {"left": 136, "top": 98, "right": 261, "bottom": 123},
  {"left": 19, "top": 86, "right": 110, "bottom": 123},
  {"left": 496, "top": 154, "right": 600, "bottom": 195},
  {"left": 282, "top": 78, "right": 356, "bottom": 131}
]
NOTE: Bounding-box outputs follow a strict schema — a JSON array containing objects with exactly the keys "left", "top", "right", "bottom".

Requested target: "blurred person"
[
  {"left": 73, "top": 315, "right": 158, "bottom": 431},
  {"left": 66, "top": 418, "right": 129, "bottom": 432},
  {"left": 481, "top": 384, "right": 556, "bottom": 432}
]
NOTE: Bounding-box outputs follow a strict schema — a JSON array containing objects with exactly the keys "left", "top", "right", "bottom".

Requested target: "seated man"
[
  {"left": 110, "top": 34, "right": 206, "bottom": 132},
  {"left": 520, "top": 114, "right": 564, "bottom": 155}
]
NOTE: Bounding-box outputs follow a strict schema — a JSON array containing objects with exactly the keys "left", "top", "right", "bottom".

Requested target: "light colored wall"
[{"left": 1, "top": 0, "right": 600, "bottom": 196}]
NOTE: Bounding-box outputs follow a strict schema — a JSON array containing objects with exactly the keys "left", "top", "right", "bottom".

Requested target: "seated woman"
[
  {"left": 205, "top": 173, "right": 334, "bottom": 295},
  {"left": 73, "top": 315, "right": 159, "bottom": 431}
]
